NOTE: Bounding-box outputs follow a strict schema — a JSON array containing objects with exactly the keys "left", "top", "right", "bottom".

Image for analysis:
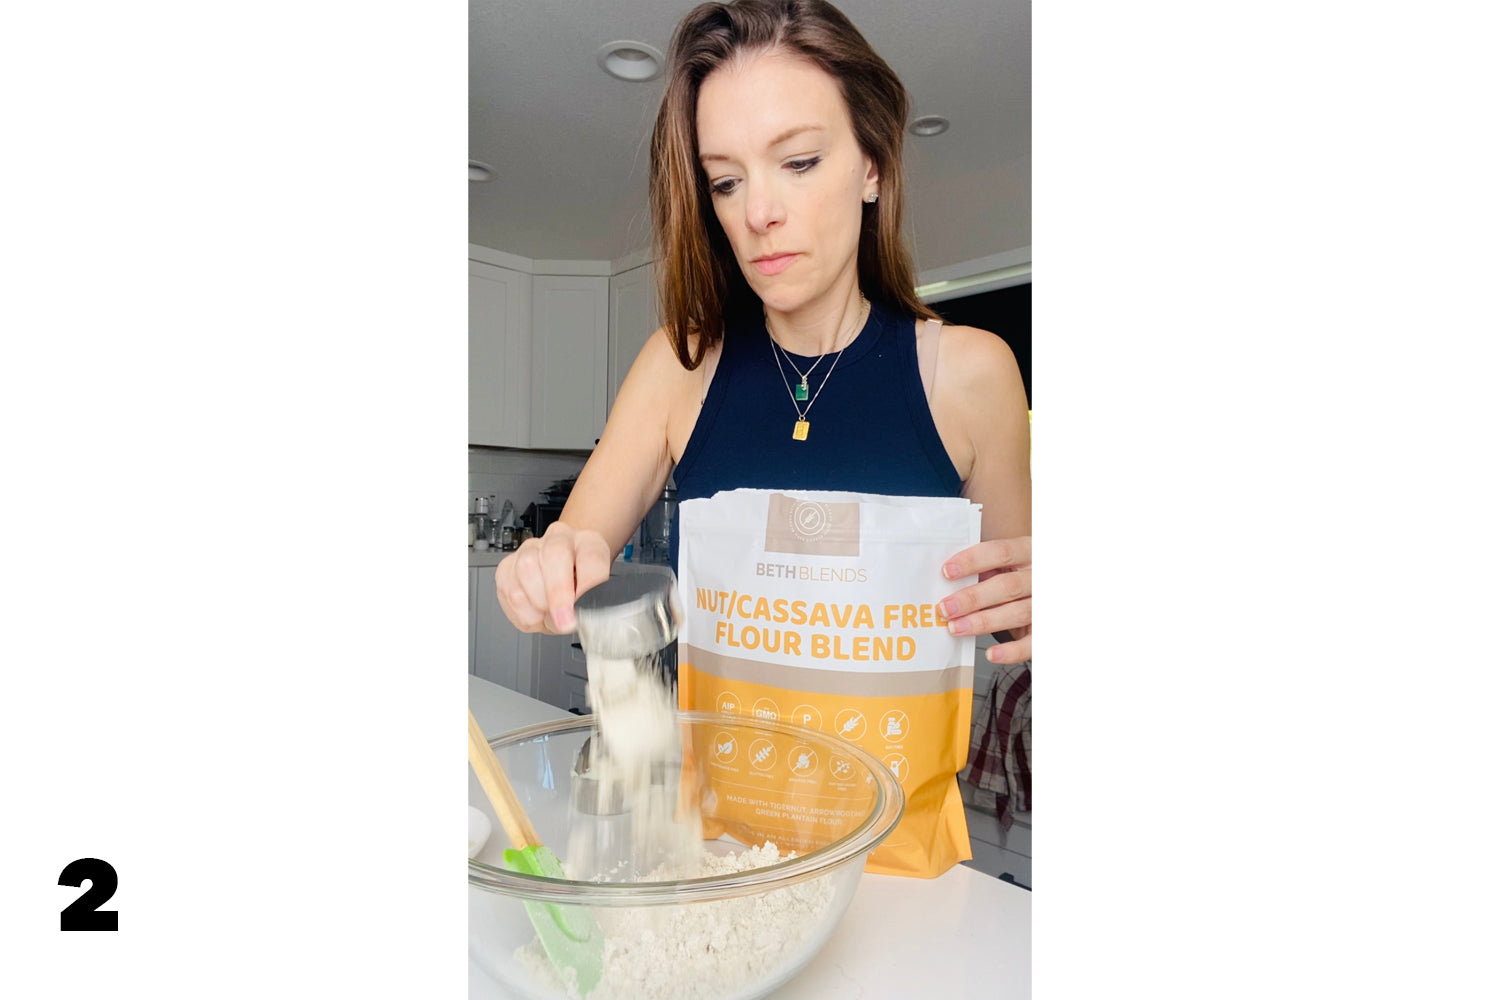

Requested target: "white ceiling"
[{"left": 469, "top": 0, "right": 1029, "bottom": 272}]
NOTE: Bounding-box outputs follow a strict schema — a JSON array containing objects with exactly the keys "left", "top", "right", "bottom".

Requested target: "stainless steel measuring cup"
[
  {"left": 570, "top": 565, "right": 686, "bottom": 874},
  {"left": 573, "top": 565, "right": 681, "bottom": 660}
]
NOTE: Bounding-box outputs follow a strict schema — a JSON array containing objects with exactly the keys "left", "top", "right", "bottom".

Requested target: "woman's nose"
[{"left": 743, "top": 177, "right": 785, "bottom": 233}]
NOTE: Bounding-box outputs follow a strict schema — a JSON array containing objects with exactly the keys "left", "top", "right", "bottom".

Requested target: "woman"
[{"left": 497, "top": 0, "right": 1031, "bottom": 666}]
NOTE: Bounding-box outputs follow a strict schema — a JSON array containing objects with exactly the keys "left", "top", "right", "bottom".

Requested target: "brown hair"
[{"left": 650, "top": 0, "right": 940, "bottom": 369}]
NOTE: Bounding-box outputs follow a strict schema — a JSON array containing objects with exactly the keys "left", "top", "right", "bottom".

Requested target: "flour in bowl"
[
  {"left": 515, "top": 841, "right": 838, "bottom": 1000},
  {"left": 544, "top": 620, "right": 836, "bottom": 996}
]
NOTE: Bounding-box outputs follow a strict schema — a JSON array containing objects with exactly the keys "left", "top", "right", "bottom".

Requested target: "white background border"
[{"left": 3, "top": 1, "right": 1497, "bottom": 996}]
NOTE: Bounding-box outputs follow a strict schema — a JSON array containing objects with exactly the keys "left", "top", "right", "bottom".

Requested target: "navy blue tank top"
[{"left": 671, "top": 296, "right": 962, "bottom": 567}]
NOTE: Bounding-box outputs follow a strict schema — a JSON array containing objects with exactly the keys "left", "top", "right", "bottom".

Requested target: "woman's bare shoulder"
[
  {"left": 935, "top": 323, "right": 1025, "bottom": 399},
  {"left": 635, "top": 326, "right": 711, "bottom": 374},
  {"left": 617, "top": 326, "right": 712, "bottom": 420},
  {"left": 622, "top": 326, "right": 721, "bottom": 463}
]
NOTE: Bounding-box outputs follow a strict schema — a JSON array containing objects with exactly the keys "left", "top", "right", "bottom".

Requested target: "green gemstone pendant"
[{"left": 794, "top": 379, "right": 809, "bottom": 402}]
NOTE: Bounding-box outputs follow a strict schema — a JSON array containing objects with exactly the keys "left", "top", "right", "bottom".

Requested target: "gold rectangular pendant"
[{"left": 792, "top": 419, "right": 810, "bottom": 441}]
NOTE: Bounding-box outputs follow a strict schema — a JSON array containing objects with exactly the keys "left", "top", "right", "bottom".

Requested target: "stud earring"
[{"left": 864, "top": 191, "right": 879, "bottom": 204}]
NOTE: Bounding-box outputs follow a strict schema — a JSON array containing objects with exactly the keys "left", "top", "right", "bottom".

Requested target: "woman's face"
[{"left": 696, "top": 49, "right": 878, "bottom": 314}]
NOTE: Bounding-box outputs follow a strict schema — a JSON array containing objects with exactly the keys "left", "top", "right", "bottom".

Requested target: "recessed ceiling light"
[
  {"left": 909, "top": 115, "right": 950, "bottom": 137},
  {"left": 597, "top": 40, "right": 664, "bottom": 82},
  {"left": 469, "top": 160, "right": 495, "bottom": 183}
]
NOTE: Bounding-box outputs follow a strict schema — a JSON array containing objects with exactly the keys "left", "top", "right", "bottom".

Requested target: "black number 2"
[{"left": 59, "top": 858, "right": 119, "bottom": 931}]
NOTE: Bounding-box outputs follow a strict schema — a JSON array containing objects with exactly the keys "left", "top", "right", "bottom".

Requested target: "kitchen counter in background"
[
  {"left": 468, "top": 549, "right": 504, "bottom": 568},
  {"left": 468, "top": 676, "right": 1031, "bottom": 999}
]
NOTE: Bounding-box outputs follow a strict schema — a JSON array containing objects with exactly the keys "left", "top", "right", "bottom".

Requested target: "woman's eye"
[{"left": 708, "top": 157, "right": 819, "bottom": 197}]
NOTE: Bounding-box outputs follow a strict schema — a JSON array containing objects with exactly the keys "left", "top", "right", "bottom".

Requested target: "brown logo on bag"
[{"left": 765, "top": 493, "right": 860, "bottom": 556}]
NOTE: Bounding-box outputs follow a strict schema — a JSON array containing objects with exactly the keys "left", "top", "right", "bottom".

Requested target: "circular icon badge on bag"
[
  {"left": 834, "top": 709, "right": 866, "bottom": 741},
  {"left": 788, "top": 500, "right": 831, "bottom": 542},
  {"left": 749, "top": 739, "right": 777, "bottom": 771}
]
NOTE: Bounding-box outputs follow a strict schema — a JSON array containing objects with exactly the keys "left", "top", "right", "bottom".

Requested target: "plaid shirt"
[{"left": 965, "top": 658, "right": 1031, "bottom": 829}]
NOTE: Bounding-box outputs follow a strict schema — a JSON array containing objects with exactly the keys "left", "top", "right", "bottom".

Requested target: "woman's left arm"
[{"left": 929, "top": 325, "right": 1032, "bottom": 664}]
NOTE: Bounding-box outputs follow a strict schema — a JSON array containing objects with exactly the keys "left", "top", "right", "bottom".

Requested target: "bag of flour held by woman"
[{"left": 677, "top": 488, "right": 982, "bottom": 878}]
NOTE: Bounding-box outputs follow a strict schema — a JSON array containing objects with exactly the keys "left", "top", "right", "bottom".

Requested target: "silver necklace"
[
  {"left": 767, "top": 297, "right": 869, "bottom": 441},
  {"left": 772, "top": 339, "right": 823, "bottom": 402}
]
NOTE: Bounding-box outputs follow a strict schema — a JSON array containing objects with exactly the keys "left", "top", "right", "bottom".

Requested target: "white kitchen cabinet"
[
  {"left": 468, "top": 559, "right": 590, "bottom": 706},
  {"left": 529, "top": 275, "right": 609, "bottom": 449},
  {"left": 533, "top": 633, "right": 564, "bottom": 711},
  {"left": 471, "top": 565, "right": 537, "bottom": 696},
  {"left": 608, "top": 262, "right": 658, "bottom": 414},
  {"left": 561, "top": 640, "right": 589, "bottom": 713},
  {"left": 469, "top": 261, "right": 532, "bottom": 447},
  {"left": 468, "top": 566, "right": 478, "bottom": 675},
  {"left": 564, "top": 674, "right": 589, "bottom": 715},
  {"left": 533, "top": 633, "right": 589, "bottom": 714}
]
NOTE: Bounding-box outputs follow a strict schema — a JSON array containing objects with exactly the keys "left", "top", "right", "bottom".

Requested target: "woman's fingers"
[
  {"left": 537, "top": 528, "right": 583, "bottom": 631},
  {"left": 940, "top": 567, "right": 1031, "bottom": 621},
  {"left": 948, "top": 596, "right": 1032, "bottom": 639},
  {"left": 495, "top": 525, "right": 615, "bottom": 633},
  {"left": 500, "top": 539, "right": 549, "bottom": 630},
  {"left": 986, "top": 627, "right": 1031, "bottom": 664},
  {"left": 943, "top": 535, "right": 1032, "bottom": 580},
  {"left": 940, "top": 557, "right": 1032, "bottom": 652}
]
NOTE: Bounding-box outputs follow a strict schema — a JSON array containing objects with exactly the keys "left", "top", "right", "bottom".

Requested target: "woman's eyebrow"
[{"left": 699, "top": 124, "right": 827, "bottom": 164}]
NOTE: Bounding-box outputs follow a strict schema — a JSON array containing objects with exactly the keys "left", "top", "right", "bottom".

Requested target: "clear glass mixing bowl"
[{"left": 469, "top": 711, "right": 905, "bottom": 1000}]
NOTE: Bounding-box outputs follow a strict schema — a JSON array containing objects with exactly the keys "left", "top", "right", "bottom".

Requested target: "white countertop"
[{"left": 468, "top": 676, "right": 1031, "bottom": 999}]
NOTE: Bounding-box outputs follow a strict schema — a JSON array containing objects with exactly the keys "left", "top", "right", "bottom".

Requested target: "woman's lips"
[{"left": 752, "top": 253, "right": 799, "bottom": 276}]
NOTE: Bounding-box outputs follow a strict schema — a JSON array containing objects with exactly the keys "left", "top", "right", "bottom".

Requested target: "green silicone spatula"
[{"left": 468, "top": 710, "right": 605, "bottom": 994}]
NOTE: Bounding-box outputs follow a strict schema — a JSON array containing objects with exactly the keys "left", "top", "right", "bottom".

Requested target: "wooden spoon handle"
[{"left": 467, "top": 710, "right": 541, "bottom": 850}]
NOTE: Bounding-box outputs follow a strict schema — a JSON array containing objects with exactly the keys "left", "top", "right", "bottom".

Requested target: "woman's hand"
[
  {"left": 494, "top": 522, "right": 613, "bottom": 633},
  {"left": 940, "top": 536, "right": 1032, "bottom": 664}
]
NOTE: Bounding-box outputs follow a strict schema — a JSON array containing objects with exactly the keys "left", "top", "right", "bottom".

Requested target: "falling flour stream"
[{"left": 512, "top": 627, "right": 835, "bottom": 998}]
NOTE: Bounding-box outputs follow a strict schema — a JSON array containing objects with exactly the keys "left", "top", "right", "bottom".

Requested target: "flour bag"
[{"left": 677, "top": 488, "right": 982, "bottom": 878}]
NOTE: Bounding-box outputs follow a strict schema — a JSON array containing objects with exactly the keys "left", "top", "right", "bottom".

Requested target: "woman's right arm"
[{"left": 494, "top": 327, "right": 691, "bottom": 633}]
